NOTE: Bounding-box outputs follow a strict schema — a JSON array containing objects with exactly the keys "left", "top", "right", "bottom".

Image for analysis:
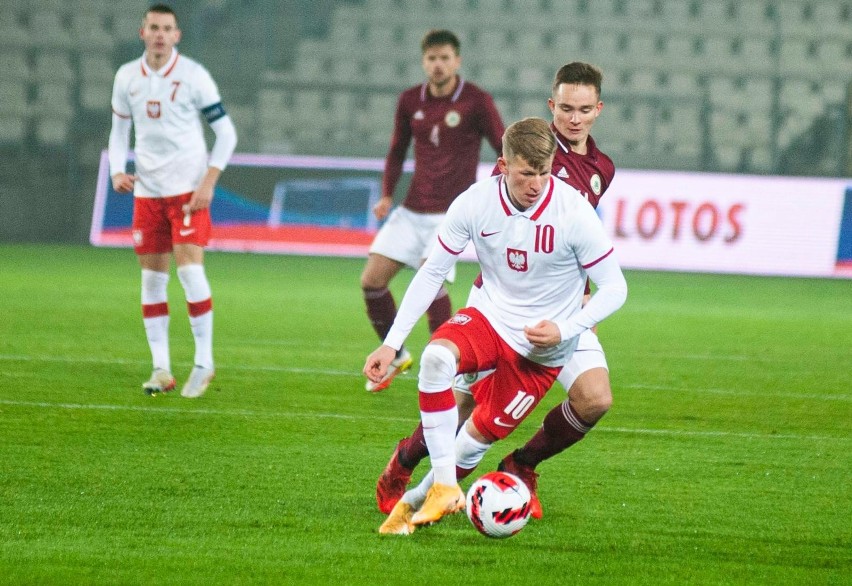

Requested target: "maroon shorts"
[
  {"left": 431, "top": 307, "right": 561, "bottom": 442},
  {"left": 132, "top": 193, "right": 211, "bottom": 254}
]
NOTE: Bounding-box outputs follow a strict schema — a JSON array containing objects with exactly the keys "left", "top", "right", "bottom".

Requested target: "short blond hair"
[{"left": 502, "top": 117, "right": 556, "bottom": 169}]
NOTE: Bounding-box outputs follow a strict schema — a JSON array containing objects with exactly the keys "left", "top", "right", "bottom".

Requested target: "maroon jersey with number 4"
[{"left": 383, "top": 78, "right": 504, "bottom": 214}]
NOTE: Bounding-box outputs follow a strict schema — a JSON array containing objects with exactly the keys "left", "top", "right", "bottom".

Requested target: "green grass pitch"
[{"left": 0, "top": 243, "right": 849, "bottom": 584}]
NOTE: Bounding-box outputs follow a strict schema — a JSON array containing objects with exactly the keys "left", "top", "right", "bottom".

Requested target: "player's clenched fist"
[
  {"left": 364, "top": 345, "right": 396, "bottom": 384},
  {"left": 111, "top": 173, "right": 136, "bottom": 193},
  {"left": 523, "top": 320, "right": 562, "bottom": 349}
]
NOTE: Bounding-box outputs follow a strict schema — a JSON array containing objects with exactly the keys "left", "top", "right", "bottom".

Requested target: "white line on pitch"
[
  {"left": 621, "top": 383, "right": 851, "bottom": 401},
  {"left": 1, "top": 354, "right": 849, "bottom": 401},
  {"left": 0, "top": 399, "right": 846, "bottom": 443},
  {"left": 0, "top": 354, "right": 356, "bottom": 377}
]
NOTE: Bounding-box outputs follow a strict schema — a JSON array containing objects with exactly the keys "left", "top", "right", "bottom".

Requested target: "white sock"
[
  {"left": 418, "top": 344, "right": 459, "bottom": 486},
  {"left": 456, "top": 423, "right": 491, "bottom": 470},
  {"left": 401, "top": 470, "right": 433, "bottom": 509},
  {"left": 141, "top": 269, "right": 170, "bottom": 372},
  {"left": 177, "top": 264, "right": 214, "bottom": 369}
]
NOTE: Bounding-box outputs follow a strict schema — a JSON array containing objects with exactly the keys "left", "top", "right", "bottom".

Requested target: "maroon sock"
[
  {"left": 363, "top": 287, "right": 397, "bottom": 341},
  {"left": 515, "top": 400, "right": 592, "bottom": 468},
  {"left": 398, "top": 423, "right": 428, "bottom": 469},
  {"left": 457, "top": 464, "right": 477, "bottom": 481},
  {"left": 425, "top": 287, "right": 452, "bottom": 333}
]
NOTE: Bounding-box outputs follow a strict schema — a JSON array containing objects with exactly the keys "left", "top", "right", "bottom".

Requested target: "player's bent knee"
[{"left": 418, "top": 344, "right": 458, "bottom": 392}]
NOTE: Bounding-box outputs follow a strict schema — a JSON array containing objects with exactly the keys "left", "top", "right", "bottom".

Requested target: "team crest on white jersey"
[
  {"left": 591, "top": 174, "right": 602, "bottom": 195},
  {"left": 507, "top": 248, "right": 528, "bottom": 272},
  {"left": 132, "top": 229, "right": 143, "bottom": 245},
  {"left": 146, "top": 100, "right": 161, "bottom": 119},
  {"left": 449, "top": 313, "right": 472, "bottom": 325},
  {"left": 445, "top": 110, "right": 461, "bottom": 127},
  {"left": 413, "top": 110, "right": 424, "bottom": 120},
  {"left": 557, "top": 166, "right": 569, "bottom": 179}
]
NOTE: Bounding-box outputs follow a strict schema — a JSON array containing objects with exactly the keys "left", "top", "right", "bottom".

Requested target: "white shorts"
[
  {"left": 369, "top": 206, "right": 455, "bottom": 282},
  {"left": 453, "top": 329, "right": 607, "bottom": 395},
  {"left": 557, "top": 328, "right": 608, "bottom": 390}
]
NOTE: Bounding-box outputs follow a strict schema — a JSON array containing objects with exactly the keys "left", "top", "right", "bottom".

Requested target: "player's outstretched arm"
[{"left": 364, "top": 345, "right": 397, "bottom": 384}]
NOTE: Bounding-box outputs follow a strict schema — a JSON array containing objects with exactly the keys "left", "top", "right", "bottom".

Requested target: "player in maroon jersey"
[
  {"left": 376, "top": 62, "right": 618, "bottom": 520},
  {"left": 360, "top": 29, "right": 505, "bottom": 392}
]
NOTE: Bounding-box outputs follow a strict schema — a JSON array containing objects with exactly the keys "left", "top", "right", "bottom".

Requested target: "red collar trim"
[{"left": 529, "top": 177, "right": 554, "bottom": 221}]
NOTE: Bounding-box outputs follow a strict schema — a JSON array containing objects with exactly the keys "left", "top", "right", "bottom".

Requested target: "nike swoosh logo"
[
  {"left": 492, "top": 417, "right": 514, "bottom": 428},
  {"left": 480, "top": 230, "right": 500, "bottom": 237},
  {"left": 179, "top": 228, "right": 195, "bottom": 236}
]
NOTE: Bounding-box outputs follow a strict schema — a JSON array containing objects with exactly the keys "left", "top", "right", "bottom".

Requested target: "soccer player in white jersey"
[
  {"left": 364, "top": 117, "right": 627, "bottom": 534},
  {"left": 108, "top": 4, "right": 237, "bottom": 398}
]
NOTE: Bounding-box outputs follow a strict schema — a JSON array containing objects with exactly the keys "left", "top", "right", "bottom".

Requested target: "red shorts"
[
  {"left": 431, "top": 307, "right": 561, "bottom": 442},
  {"left": 132, "top": 193, "right": 212, "bottom": 255}
]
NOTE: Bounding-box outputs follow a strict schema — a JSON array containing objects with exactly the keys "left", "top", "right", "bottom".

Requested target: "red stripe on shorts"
[
  {"left": 187, "top": 298, "right": 213, "bottom": 317},
  {"left": 142, "top": 302, "right": 169, "bottom": 318},
  {"left": 418, "top": 389, "right": 456, "bottom": 412}
]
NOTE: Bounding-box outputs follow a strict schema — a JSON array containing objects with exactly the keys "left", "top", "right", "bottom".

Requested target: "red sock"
[
  {"left": 363, "top": 287, "right": 397, "bottom": 341},
  {"left": 425, "top": 287, "right": 452, "bottom": 333},
  {"left": 398, "top": 423, "right": 428, "bottom": 469},
  {"left": 515, "top": 400, "right": 592, "bottom": 468}
]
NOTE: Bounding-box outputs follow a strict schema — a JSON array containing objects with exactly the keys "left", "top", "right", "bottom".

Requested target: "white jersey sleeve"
[
  {"left": 383, "top": 242, "right": 461, "bottom": 351},
  {"left": 557, "top": 253, "right": 627, "bottom": 341}
]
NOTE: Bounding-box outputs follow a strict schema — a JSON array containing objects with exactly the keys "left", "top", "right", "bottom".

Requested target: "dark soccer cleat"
[
  {"left": 498, "top": 450, "right": 543, "bottom": 519},
  {"left": 376, "top": 439, "right": 414, "bottom": 514}
]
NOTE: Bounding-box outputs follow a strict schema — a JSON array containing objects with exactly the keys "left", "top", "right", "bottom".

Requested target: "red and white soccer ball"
[{"left": 465, "top": 471, "right": 532, "bottom": 538}]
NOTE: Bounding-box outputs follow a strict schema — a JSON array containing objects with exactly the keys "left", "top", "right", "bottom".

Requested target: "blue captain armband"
[{"left": 201, "top": 102, "right": 227, "bottom": 124}]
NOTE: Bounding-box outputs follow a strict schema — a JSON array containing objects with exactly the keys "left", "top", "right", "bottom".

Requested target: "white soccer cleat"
[
  {"left": 366, "top": 348, "right": 413, "bottom": 392},
  {"left": 142, "top": 368, "right": 176, "bottom": 395},
  {"left": 181, "top": 365, "right": 215, "bottom": 398}
]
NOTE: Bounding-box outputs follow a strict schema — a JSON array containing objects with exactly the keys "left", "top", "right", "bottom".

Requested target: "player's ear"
[{"left": 497, "top": 156, "right": 509, "bottom": 175}]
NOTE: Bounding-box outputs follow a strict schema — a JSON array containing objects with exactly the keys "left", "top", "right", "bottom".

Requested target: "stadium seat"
[
  {"left": 517, "top": 97, "right": 547, "bottom": 119},
  {"left": 70, "top": 13, "right": 114, "bottom": 52},
  {"left": 32, "top": 81, "right": 74, "bottom": 118},
  {"left": 659, "top": 35, "right": 696, "bottom": 71},
  {"left": 516, "top": 65, "right": 547, "bottom": 90},
  {"left": 478, "top": 64, "right": 513, "bottom": 93},
  {"left": 79, "top": 54, "right": 116, "bottom": 85},
  {"left": 0, "top": 81, "right": 29, "bottom": 118},
  {"left": 35, "top": 116, "right": 70, "bottom": 148},
  {"left": 329, "top": 58, "right": 364, "bottom": 86},
  {"left": 33, "top": 52, "right": 75, "bottom": 83},
  {"left": 0, "top": 115, "right": 26, "bottom": 145},
  {"left": 714, "top": 144, "right": 741, "bottom": 171},
  {"left": 733, "top": 38, "right": 775, "bottom": 75},
  {"left": 78, "top": 80, "right": 111, "bottom": 113},
  {"left": 731, "top": 2, "right": 774, "bottom": 34},
  {"left": 0, "top": 12, "right": 33, "bottom": 50},
  {"left": 665, "top": 72, "right": 702, "bottom": 98},
  {"left": 815, "top": 40, "right": 849, "bottom": 76},
  {"left": 29, "top": 10, "right": 73, "bottom": 50},
  {"left": 778, "top": 39, "right": 812, "bottom": 76},
  {"left": 293, "top": 40, "right": 331, "bottom": 83},
  {"left": 492, "top": 96, "right": 516, "bottom": 123},
  {"left": 0, "top": 51, "right": 31, "bottom": 82}
]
